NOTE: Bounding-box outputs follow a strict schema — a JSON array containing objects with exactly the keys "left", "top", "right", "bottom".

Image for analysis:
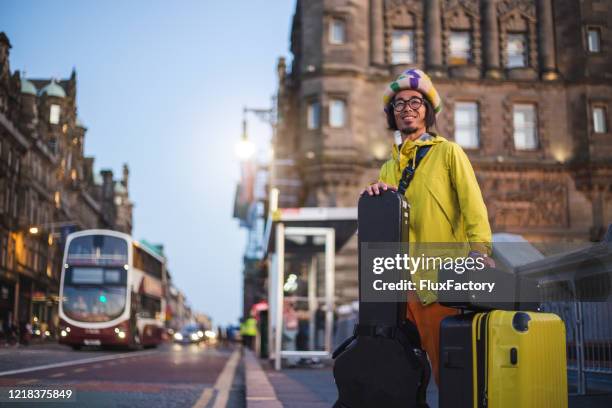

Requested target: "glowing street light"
[
  {"left": 29, "top": 227, "right": 39, "bottom": 235},
  {"left": 235, "top": 136, "right": 255, "bottom": 160},
  {"left": 235, "top": 114, "right": 255, "bottom": 160}
]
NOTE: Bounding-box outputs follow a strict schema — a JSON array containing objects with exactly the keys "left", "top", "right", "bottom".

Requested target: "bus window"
[
  {"left": 67, "top": 235, "right": 128, "bottom": 265},
  {"left": 133, "top": 246, "right": 162, "bottom": 279},
  {"left": 139, "top": 294, "right": 161, "bottom": 319}
]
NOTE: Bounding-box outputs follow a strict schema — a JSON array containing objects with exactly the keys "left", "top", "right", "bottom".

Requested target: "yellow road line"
[
  {"left": 49, "top": 373, "right": 65, "bottom": 378},
  {"left": 212, "top": 350, "right": 240, "bottom": 408},
  {"left": 73, "top": 368, "right": 86, "bottom": 373},
  {"left": 192, "top": 388, "right": 214, "bottom": 408},
  {"left": 192, "top": 350, "right": 240, "bottom": 408}
]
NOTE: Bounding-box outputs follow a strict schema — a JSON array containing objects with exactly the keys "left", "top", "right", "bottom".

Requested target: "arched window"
[{"left": 385, "top": 0, "right": 424, "bottom": 66}]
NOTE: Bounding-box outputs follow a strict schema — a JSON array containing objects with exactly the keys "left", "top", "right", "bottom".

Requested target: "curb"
[{"left": 243, "top": 349, "right": 283, "bottom": 407}]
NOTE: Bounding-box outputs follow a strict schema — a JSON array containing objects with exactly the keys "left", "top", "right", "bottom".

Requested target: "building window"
[
  {"left": 49, "top": 104, "right": 61, "bottom": 124},
  {"left": 506, "top": 33, "right": 527, "bottom": 68},
  {"left": 329, "top": 19, "right": 346, "bottom": 45},
  {"left": 391, "top": 29, "right": 415, "bottom": 64},
  {"left": 449, "top": 31, "right": 471, "bottom": 65},
  {"left": 587, "top": 28, "right": 601, "bottom": 53},
  {"left": 513, "top": 104, "right": 538, "bottom": 150},
  {"left": 593, "top": 106, "right": 607, "bottom": 133},
  {"left": 329, "top": 99, "right": 346, "bottom": 128},
  {"left": 454, "top": 102, "right": 479, "bottom": 148},
  {"left": 307, "top": 101, "right": 320, "bottom": 130},
  {"left": 49, "top": 138, "right": 58, "bottom": 154}
]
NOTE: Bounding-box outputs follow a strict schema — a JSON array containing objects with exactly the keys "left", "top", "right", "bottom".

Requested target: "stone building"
[
  {"left": 272, "top": 0, "right": 612, "bottom": 303},
  {"left": 0, "top": 32, "right": 133, "bottom": 339}
]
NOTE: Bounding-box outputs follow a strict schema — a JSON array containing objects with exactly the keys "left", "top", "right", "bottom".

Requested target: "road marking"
[
  {"left": 73, "top": 368, "right": 86, "bottom": 373},
  {"left": 192, "top": 349, "right": 240, "bottom": 408},
  {"left": 0, "top": 350, "right": 159, "bottom": 377},
  {"left": 49, "top": 373, "right": 65, "bottom": 378},
  {"left": 212, "top": 350, "right": 240, "bottom": 408},
  {"left": 192, "top": 388, "right": 214, "bottom": 408},
  {"left": 17, "top": 379, "right": 39, "bottom": 385}
]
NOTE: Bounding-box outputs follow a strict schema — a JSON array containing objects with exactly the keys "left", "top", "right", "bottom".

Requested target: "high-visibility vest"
[{"left": 243, "top": 318, "right": 258, "bottom": 336}]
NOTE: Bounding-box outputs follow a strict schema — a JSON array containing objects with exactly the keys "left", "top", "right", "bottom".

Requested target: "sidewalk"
[
  {"left": 243, "top": 350, "right": 612, "bottom": 408},
  {"left": 243, "top": 349, "right": 439, "bottom": 407}
]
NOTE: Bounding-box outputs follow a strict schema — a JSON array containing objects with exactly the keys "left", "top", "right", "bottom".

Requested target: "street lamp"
[
  {"left": 27, "top": 221, "right": 78, "bottom": 246},
  {"left": 235, "top": 115, "right": 255, "bottom": 160},
  {"left": 236, "top": 105, "right": 277, "bottom": 162}
]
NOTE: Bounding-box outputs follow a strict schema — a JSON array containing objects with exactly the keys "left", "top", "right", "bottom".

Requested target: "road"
[{"left": 0, "top": 342, "right": 244, "bottom": 408}]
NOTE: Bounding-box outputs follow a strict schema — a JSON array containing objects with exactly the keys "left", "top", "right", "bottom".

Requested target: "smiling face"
[{"left": 392, "top": 89, "right": 427, "bottom": 136}]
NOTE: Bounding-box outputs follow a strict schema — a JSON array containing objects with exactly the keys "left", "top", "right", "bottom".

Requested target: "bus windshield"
[
  {"left": 67, "top": 235, "right": 128, "bottom": 266},
  {"left": 62, "top": 267, "right": 127, "bottom": 323}
]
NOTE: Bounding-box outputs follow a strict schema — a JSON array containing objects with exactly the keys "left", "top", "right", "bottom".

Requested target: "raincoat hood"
[{"left": 392, "top": 133, "right": 447, "bottom": 170}]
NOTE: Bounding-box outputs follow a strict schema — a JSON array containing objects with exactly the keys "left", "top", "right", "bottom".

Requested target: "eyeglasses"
[{"left": 391, "top": 97, "right": 425, "bottom": 112}]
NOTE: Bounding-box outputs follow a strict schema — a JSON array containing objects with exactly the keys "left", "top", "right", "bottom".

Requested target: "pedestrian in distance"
[
  {"left": 362, "top": 68, "right": 495, "bottom": 385},
  {"left": 240, "top": 316, "right": 257, "bottom": 350}
]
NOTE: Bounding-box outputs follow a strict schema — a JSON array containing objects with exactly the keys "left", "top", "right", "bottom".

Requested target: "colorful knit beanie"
[{"left": 383, "top": 69, "right": 442, "bottom": 116}]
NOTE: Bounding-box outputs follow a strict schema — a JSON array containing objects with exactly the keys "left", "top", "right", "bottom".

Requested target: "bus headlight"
[
  {"left": 205, "top": 330, "right": 217, "bottom": 339},
  {"left": 60, "top": 330, "right": 68, "bottom": 337},
  {"left": 65, "top": 327, "right": 71, "bottom": 333},
  {"left": 44, "top": 330, "right": 50, "bottom": 337},
  {"left": 197, "top": 330, "right": 204, "bottom": 338},
  {"left": 190, "top": 333, "right": 199, "bottom": 341},
  {"left": 117, "top": 331, "right": 126, "bottom": 339},
  {"left": 174, "top": 332, "right": 183, "bottom": 341}
]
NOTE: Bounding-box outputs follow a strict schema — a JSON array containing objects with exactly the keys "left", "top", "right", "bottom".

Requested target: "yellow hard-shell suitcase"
[{"left": 440, "top": 310, "right": 568, "bottom": 408}]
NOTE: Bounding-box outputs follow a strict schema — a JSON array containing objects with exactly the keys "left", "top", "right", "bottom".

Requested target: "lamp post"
[
  {"left": 236, "top": 103, "right": 278, "bottom": 335},
  {"left": 236, "top": 106, "right": 276, "bottom": 161},
  {"left": 240, "top": 104, "right": 277, "bottom": 209},
  {"left": 235, "top": 112, "right": 255, "bottom": 161}
]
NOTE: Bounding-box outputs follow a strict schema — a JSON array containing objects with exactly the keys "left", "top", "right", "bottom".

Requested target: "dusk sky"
[{"left": 1, "top": 0, "right": 296, "bottom": 325}]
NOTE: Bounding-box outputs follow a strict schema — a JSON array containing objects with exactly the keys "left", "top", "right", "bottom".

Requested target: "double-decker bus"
[{"left": 58, "top": 230, "right": 166, "bottom": 349}]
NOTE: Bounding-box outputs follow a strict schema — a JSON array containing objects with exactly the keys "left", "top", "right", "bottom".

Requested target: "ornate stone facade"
[
  {"left": 0, "top": 32, "right": 133, "bottom": 336},
  {"left": 273, "top": 0, "right": 612, "bottom": 303}
]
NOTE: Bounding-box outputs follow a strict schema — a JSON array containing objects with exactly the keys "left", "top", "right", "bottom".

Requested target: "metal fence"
[
  {"left": 536, "top": 246, "right": 612, "bottom": 395},
  {"left": 540, "top": 301, "right": 612, "bottom": 394}
]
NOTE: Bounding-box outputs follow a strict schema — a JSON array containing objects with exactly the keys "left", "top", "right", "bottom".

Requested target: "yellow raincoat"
[{"left": 378, "top": 134, "right": 492, "bottom": 305}]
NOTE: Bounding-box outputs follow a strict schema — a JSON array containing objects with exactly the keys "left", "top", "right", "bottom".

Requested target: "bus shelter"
[{"left": 264, "top": 207, "right": 357, "bottom": 370}]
